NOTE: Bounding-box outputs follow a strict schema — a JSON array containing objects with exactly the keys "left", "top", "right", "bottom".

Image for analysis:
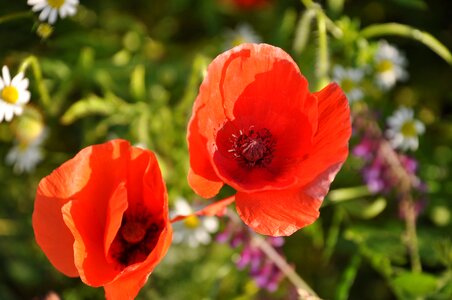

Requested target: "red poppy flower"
[
  {"left": 33, "top": 139, "right": 172, "bottom": 300},
  {"left": 187, "top": 43, "right": 351, "bottom": 236}
]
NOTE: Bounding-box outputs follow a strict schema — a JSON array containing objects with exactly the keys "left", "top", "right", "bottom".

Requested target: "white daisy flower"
[
  {"left": 225, "top": 23, "right": 261, "bottom": 49},
  {"left": 386, "top": 107, "right": 425, "bottom": 151},
  {"left": 171, "top": 198, "right": 219, "bottom": 248},
  {"left": 28, "top": 0, "right": 79, "bottom": 24},
  {"left": 332, "top": 65, "right": 365, "bottom": 103},
  {"left": 0, "top": 66, "right": 31, "bottom": 123},
  {"left": 6, "top": 128, "right": 47, "bottom": 174},
  {"left": 374, "top": 40, "right": 408, "bottom": 90}
]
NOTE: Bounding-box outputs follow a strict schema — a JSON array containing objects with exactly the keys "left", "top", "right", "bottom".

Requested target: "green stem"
[
  {"left": 300, "top": 0, "right": 331, "bottom": 90},
  {"left": 252, "top": 235, "right": 322, "bottom": 299},
  {"left": 360, "top": 23, "right": 452, "bottom": 65},
  {"left": 0, "top": 11, "right": 33, "bottom": 25},
  {"left": 19, "top": 56, "right": 51, "bottom": 113}
]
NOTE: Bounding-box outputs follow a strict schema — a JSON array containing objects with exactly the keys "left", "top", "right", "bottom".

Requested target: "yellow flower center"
[
  {"left": 401, "top": 121, "right": 417, "bottom": 137},
  {"left": 183, "top": 215, "right": 200, "bottom": 229},
  {"left": 37, "top": 23, "right": 54, "bottom": 39},
  {"left": 377, "top": 59, "right": 393, "bottom": 73},
  {"left": 341, "top": 78, "right": 354, "bottom": 93},
  {"left": 47, "top": 0, "right": 65, "bottom": 9},
  {"left": 1, "top": 86, "right": 19, "bottom": 104}
]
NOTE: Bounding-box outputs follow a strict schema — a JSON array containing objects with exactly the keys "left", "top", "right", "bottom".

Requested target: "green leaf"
[
  {"left": 391, "top": 0, "right": 427, "bottom": 10},
  {"left": 325, "top": 185, "right": 372, "bottom": 204},
  {"left": 60, "top": 93, "right": 127, "bottom": 125},
  {"left": 392, "top": 272, "right": 438, "bottom": 298},
  {"left": 343, "top": 197, "right": 387, "bottom": 219}
]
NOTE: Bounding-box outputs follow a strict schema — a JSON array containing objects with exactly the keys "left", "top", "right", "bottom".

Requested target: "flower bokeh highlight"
[
  {"left": 32, "top": 139, "right": 172, "bottom": 300},
  {"left": 187, "top": 43, "right": 352, "bottom": 236}
]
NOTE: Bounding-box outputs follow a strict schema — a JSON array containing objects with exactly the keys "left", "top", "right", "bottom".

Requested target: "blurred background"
[{"left": 0, "top": 0, "right": 451, "bottom": 299}]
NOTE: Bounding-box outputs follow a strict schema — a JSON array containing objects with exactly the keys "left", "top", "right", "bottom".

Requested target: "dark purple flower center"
[
  {"left": 229, "top": 127, "right": 275, "bottom": 168},
  {"left": 109, "top": 208, "right": 162, "bottom": 267}
]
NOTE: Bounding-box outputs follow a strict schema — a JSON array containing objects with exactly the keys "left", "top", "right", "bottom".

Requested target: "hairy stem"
[
  {"left": 361, "top": 23, "right": 452, "bottom": 65},
  {"left": 252, "top": 234, "right": 321, "bottom": 299},
  {"left": 19, "top": 56, "right": 51, "bottom": 113}
]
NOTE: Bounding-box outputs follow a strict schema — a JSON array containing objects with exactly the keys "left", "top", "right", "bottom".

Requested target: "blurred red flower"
[
  {"left": 231, "top": 0, "right": 269, "bottom": 9},
  {"left": 33, "top": 139, "right": 172, "bottom": 300},
  {"left": 187, "top": 43, "right": 351, "bottom": 236}
]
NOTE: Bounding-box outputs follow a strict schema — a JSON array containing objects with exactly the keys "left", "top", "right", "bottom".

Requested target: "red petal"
[
  {"left": 60, "top": 140, "right": 132, "bottom": 286},
  {"left": 235, "top": 189, "right": 321, "bottom": 236},
  {"left": 32, "top": 145, "right": 93, "bottom": 277},
  {"left": 235, "top": 162, "right": 342, "bottom": 236},
  {"left": 294, "top": 82, "right": 351, "bottom": 188},
  {"left": 103, "top": 226, "right": 173, "bottom": 300},
  {"left": 104, "top": 182, "right": 129, "bottom": 263},
  {"left": 187, "top": 109, "right": 223, "bottom": 198}
]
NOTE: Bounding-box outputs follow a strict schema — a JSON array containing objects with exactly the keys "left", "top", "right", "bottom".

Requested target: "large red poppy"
[
  {"left": 187, "top": 43, "right": 351, "bottom": 236},
  {"left": 33, "top": 139, "right": 172, "bottom": 300}
]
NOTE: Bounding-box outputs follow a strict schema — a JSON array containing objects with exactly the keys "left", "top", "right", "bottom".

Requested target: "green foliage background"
[{"left": 0, "top": 0, "right": 451, "bottom": 299}]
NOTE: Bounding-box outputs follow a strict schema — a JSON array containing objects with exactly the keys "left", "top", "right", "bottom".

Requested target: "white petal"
[
  {"left": 4, "top": 108, "right": 14, "bottom": 122},
  {"left": 174, "top": 198, "right": 193, "bottom": 215},
  {"left": 408, "top": 138, "right": 418, "bottom": 151},
  {"left": 39, "top": 6, "right": 51, "bottom": 22},
  {"left": 203, "top": 217, "right": 219, "bottom": 232},
  {"left": 0, "top": 79, "right": 4, "bottom": 89},
  {"left": 65, "top": 5, "right": 77, "bottom": 16},
  {"left": 48, "top": 9, "right": 58, "bottom": 24},
  {"left": 18, "top": 90, "right": 31, "bottom": 104},
  {"left": 187, "top": 235, "right": 199, "bottom": 248},
  {"left": 13, "top": 106, "right": 23, "bottom": 115},
  {"left": 194, "top": 229, "right": 210, "bottom": 245},
  {"left": 11, "top": 72, "right": 24, "bottom": 85},
  {"left": 2, "top": 66, "right": 11, "bottom": 85},
  {"left": 172, "top": 231, "right": 184, "bottom": 243},
  {"left": 28, "top": 0, "right": 43, "bottom": 5},
  {"left": 17, "top": 78, "right": 29, "bottom": 90},
  {"left": 31, "top": 2, "right": 47, "bottom": 12},
  {"left": 415, "top": 121, "right": 425, "bottom": 134},
  {"left": 59, "top": 7, "right": 68, "bottom": 18}
]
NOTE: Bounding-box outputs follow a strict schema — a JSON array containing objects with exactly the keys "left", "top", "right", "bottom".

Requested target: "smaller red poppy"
[
  {"left": 33, "top": 139, "right": 172, "bottom": 300},
  {"left": 187, "top": 43, "right": 351, "bottom": 236}
]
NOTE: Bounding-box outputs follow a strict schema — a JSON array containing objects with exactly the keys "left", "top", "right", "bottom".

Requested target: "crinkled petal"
[
  {"left": 236, "top": 162, "right": 343, "bottom": 236},
  {"left": 294, "top": 83, "right": 351, "bottom": 187},
  {"left": 235, "top": 189, "right": 321, "bottom": 236}
]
